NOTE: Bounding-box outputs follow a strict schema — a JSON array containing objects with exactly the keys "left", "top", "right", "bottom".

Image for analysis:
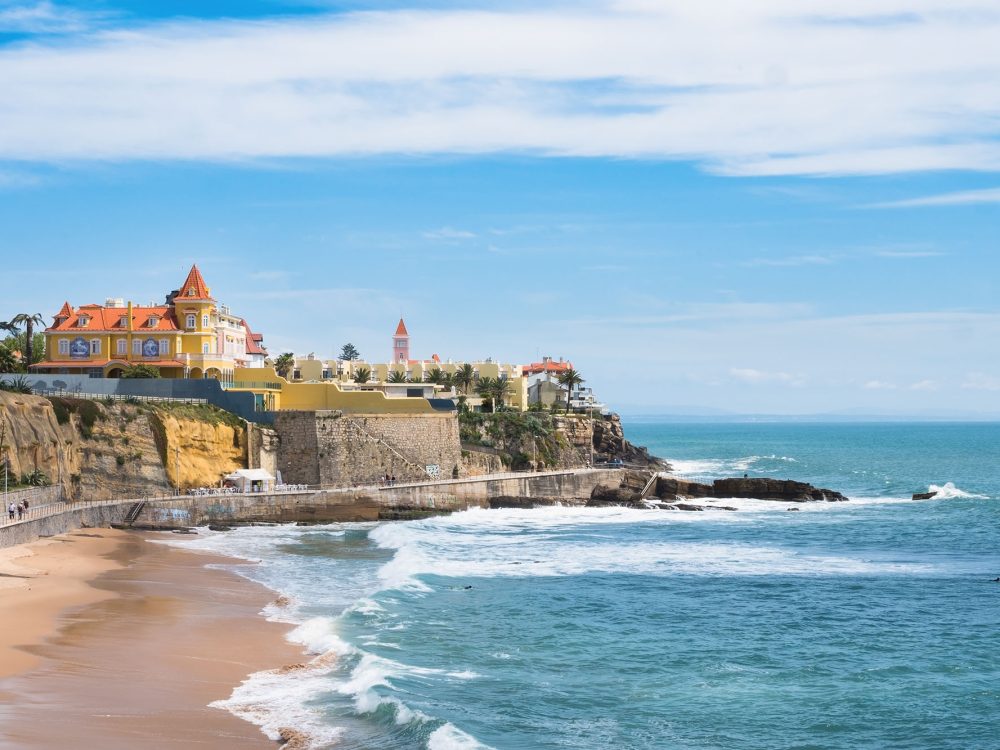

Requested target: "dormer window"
[
  {"left": 148, "top": 316, "right": 158, "bottom": 328},
  {"left": 187, "top": 288, "right": 195, "bottom": 297},
  {"left": 119, "top": 315, "right": 128, "bottom": 327},
  {"left": 78, "top": 316, "right": 89, "bottom": 327}
]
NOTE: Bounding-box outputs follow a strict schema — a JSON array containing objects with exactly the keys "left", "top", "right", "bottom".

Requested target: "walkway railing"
[{"left": 43, "top": 391, "right": 208, "bottom": 405}]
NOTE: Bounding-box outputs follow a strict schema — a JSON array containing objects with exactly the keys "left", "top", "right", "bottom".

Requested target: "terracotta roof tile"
[
  {"left": 46, "top": 305, "right": 179, "bottom": 332},
  {"left": 394, "top": 318, "right": 408, "bottom": 336},
  {"left": 178, "top": 264, "right": 213, "bottom": 301}
]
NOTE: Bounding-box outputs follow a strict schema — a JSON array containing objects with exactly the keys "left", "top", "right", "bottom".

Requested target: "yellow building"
[{"left": 33, "top": 265, "right": 268, "bottom": 380}]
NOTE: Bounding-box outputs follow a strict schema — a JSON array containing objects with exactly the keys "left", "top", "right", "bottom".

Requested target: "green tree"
[
  {"left": 387, "top": 370, "right": 408, "bottom": 383},
  {"left": 353, "top": 366, "right": 372, "bottom": 384},
  {"left": 491, "top": 375, "right": 513, "bottom": 411},
  {"left": 425, "top": 367, "right": 445, "bottom": 385},
  {"left": 273, "top": 352, "right": 295, "bottom": 378},
  {"left": 0, "top": 345, "right": 19, "bottom": 374},
  {"left": 454, "top": 363, "right": 476, "bottom": 395},
  {"left": 121, "top": 364, "right": 161, "bottom": 378},
  {"left": 557, "top": 368, "right": 584, "bottom": 412},
  {"left": 340, "top": 343, "right": 361, "bottom": 361},
  {"left": 477, "top": 376, "right": 498, "bottom": 412},
  {"left": 8, "top": 313, "right": 45, "bottom": 369}
]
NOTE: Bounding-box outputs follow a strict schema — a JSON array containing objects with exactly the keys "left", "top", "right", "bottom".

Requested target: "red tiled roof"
[
  {"left": 522, "top": 360, "right": 573, "bottom": 374},
  {"left": 241, "top": 319, "right": 267, "bottom": 355},
  {"left": 56, "top": 301, "right": 73, "bottom": 319},
  {"left": 394, "top": 318, "right": 408, "bottom": 336},
  {"left": 178, "top": 264, "right": 213, "bottom": 301},
  {"left": 46, "top": 304, "right": 179, "bottom": 332}
]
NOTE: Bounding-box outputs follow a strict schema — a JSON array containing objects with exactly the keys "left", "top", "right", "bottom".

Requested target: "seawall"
[{"left": 0, "top": 469, "right": 625, "bottom": 546}]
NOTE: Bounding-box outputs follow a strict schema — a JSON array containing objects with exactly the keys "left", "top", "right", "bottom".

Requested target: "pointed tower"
[
  {"left": 178, "top": 264, "right": 213, "bottom": 300},
  {"left": 393, "top": 318, "right": 410, "bottom": 364}
]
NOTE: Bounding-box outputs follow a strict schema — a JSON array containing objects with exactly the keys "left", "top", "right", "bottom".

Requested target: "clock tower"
[{"left": 393, "top": 318, "right": 409, "bottom": 364}]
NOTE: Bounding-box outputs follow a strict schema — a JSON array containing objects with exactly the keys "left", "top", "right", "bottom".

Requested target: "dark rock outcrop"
[
  {"left": 912, "top": 491, "right": 937, "bottom": 500},
  {"left": 656, "top": 476, "right": 848, "bottom": 503},
  {"left": 591, "top": 414, "right": 670, "bottom": 470}
]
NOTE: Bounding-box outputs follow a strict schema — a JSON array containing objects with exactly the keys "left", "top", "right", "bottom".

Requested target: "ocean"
[{"left": 164, "top": 421, "right": 1000, "bottom": 749}]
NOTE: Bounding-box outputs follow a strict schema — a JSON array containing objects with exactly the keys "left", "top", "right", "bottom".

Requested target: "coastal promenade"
[{"left": 0, "top": 467, "right": 625, "bottom": 547}]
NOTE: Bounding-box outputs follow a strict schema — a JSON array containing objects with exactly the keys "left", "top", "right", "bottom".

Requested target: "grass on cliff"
[
  {"left": 143, "top": 401, "right": 245, "bottom": 430},
  {"left": 46, "top": 396, "right": 104, "bottom": 439},
  {"left": 459, "top": 410, "right": 565, "bottom": 469}
]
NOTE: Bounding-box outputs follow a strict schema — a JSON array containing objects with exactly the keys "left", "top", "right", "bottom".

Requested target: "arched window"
[{"left": 186, "top": 314, "right": 196, "bottom": 329}]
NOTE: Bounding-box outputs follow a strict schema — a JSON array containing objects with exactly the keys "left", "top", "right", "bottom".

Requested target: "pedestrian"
[
  {"left": 16, "top": 504, "right": 23, "bottom": 520},
  {"left": 8, "top": 502, "right": 16, "bottom": 520},
  {"left": 390, "top": 474, "right": 396, "bottom": 486},
  {"left": 22, "top": 499, "right": 28, "bottom": 511}
]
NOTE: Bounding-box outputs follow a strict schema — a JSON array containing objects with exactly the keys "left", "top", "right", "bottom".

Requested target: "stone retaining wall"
[{"left": 275, "top": 411, "right": 462, "bottom": 486}]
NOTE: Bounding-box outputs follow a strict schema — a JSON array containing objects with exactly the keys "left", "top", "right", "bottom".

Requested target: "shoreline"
[{"left": 0, "top": 527, "right": 305, "bottom": 749}]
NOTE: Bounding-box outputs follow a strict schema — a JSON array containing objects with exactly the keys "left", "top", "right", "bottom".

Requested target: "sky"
[{"left": 1, "top": 0, "right": 999, "bottom": 416}]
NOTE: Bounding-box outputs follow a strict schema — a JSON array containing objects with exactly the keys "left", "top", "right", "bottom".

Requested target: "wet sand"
[{"left": 0, "top": 528, "right": 303, "bottom": 749}]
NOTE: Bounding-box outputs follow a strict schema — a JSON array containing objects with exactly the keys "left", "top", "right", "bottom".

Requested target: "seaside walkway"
[{"left": 0, "top": 466, "right": 624, "bottom": 548}]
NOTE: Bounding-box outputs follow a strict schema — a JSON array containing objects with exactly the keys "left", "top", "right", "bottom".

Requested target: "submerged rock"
[{"left": 912, "top": 491, "right": 938, "bottom": 500}]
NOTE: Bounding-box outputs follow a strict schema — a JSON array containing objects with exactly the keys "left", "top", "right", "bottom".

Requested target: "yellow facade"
[{"left": 230, "top": 368, "right": 443, "bottom": 414}]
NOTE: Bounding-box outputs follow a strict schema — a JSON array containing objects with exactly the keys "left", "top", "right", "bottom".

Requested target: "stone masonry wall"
[{"left": 274, "top": 411, "right": 462, "bottom": 486}]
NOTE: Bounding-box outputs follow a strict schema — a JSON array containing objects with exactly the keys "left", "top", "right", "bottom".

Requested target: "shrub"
[{"left": 0, "top": 375, "right": 33, "bottom": 394}]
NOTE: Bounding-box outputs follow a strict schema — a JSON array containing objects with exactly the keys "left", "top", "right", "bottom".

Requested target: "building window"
[
  {"left": 117, "top": 339, "right": 127, "bottom": 355},
  {"left": 202, "top": 315, "right": 209, "bottom": 328},
  {"left": 133, "top": 340, "right": 142, "bottom": 355},
  {"left": 119, "top": 315, "right": 128, "bottom": 328},
  {"left": 159, "top": 339, "right": 169, "bottom": 355},
  {"left": 78, "top": 316, "right": 89, "bottom": 327},
  {"left": 58, "top": 339, "right": 69, "bottom": 355},
  {"left": 202, "top": 343, "right": 210, "bottom": 354},
  {"left": 188, "top": 288, "right": 195, "bottom": 297},
  {"left": 148, "top": 316, "right": 158, "bottom": 327},
  {"left": 292, "top": 369, "right": 301, "bottom": 380},
  {"left": 90, "top": 339, "right": 100, "bottom": 355},
  {"left": 186, "top": 314, "right": 196, "bottom": 329}
]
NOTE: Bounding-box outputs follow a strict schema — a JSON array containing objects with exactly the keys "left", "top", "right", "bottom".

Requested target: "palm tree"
[
  {"left": 558, "top": 368, "right": 584, "bottom": 412},
  {"left": 425, "top": 367, "right": 445, "bottom": 385},
  {"left": 454, "top": 363, "right": 475, "bottom": 395},
  {"left": 440, "top": 372, "right": 454, "bottom": 390},
  {"left": 8, "top": 313, "right": 45, "bottom": 368},
  {"left": 353, "top": 367, "right": 372, "bottom": 384},
  {"left": 387, "top": 370, "right": 408, "bottom": 383},
  {"left": 477, "top": 376, "right": 498, "bottom": 412},
  {"left": 273, "top": 352, "right": 295, "bottom": 379},
  {"left": 491, "top": 375, "right": 512, "bottom": 411}
]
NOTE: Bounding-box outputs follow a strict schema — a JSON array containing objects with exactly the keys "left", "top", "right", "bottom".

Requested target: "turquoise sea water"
[{"left": 167, "top": 422, "right": 1000, "bottom": 749}]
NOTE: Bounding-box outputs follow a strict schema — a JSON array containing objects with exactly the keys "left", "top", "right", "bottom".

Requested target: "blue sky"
[{"left": 1, "top": 0, "right": 999, "bottom": 415}]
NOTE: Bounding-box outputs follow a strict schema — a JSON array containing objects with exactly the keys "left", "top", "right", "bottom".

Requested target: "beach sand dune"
[{"left": 0, "top": 529, "right": 302, "bottom": 749}]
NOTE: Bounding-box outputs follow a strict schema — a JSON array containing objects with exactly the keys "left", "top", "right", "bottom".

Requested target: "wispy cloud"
[
  {"left": 422, "top": 226, "right": 476, "bottom": 241},
  {"left": 961, "top": 372, "right": 1000, "bottom": 391},
  {"left": 0, "top": 1, "right": 998, "bottom": 175},
  {"left": 867, "top": 187, "right": 1000, "bottom": 208},
  {"left": 743, "top": 254, "right": 838, "bottom": 268},
  {"left": 874, "top": 249, "right": 945, "bottom": 258},
  {"left": 0, "top": 1, "right": 101, "bottom": 34},
  {"left": 864, "top": 379, "right": 897, "bottom": 390},
  {"left": 730, "top": 368, "right": 805, "bottom": 387}
]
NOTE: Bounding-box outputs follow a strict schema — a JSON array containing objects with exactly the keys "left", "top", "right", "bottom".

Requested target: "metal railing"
[{"left": 44, "top": 391, "right": 208, "bottom": 405}]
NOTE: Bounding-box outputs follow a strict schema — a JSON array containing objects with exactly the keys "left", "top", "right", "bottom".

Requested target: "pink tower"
[{"left": 393, "top": 318, "right": 410, "bottom": 363}]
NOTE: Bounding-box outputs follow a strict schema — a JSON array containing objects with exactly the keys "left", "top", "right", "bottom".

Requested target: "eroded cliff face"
[{"left": 0, "top": 393, "right": 254, "bottom": 500}]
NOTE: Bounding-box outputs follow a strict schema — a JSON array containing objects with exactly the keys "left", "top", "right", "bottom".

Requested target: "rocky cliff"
[
  {"left": 458, "top": 411, "right": 667, "bottom": 472},
  {"left": 0, "top": 392, "right": 260, "bottom": 500}
]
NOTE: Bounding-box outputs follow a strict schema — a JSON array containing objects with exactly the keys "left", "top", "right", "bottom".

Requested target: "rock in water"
[{"left": 912, "top": 491, "right": 938, "bottom": 500}]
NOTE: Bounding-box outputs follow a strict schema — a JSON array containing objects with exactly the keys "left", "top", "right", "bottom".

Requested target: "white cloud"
[
  {"left": 909, "top": 379, "right": 938, "bottom": 391},
  {"left": 961, "top": 372, "right": 1000, "bottom": 391},
  {"left": 0, "top": 1, "right": 98, "bottom": 34},
  {"left": 0, "top": 1, "right": 998, "bottom": 174},
  {"left": 864, "top": 380, "right": 897, "bottom": 390},
  {"left": 868, "top": 187, "right": 1000, "bottom": 208},
  {"left": 422, "top": 227, "right": 476, "bottom": 240},
  {"left": 743, "top": 254, "right": 838, "bottom": 267},
  {"left": 730, "top": 368, "right": 805, "bottom": 387}
]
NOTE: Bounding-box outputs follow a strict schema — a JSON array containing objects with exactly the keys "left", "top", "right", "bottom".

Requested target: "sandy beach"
[{"left": 0, "top": 528, "right": 303, "bottom": 749}]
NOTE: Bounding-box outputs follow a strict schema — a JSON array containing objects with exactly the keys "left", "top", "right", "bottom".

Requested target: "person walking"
[
  {"left": 16, "top": 503, "right": 23, "bottom": 520},
  {"left": 8, "top": 502, "right": 16, "bottom": 521}
]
